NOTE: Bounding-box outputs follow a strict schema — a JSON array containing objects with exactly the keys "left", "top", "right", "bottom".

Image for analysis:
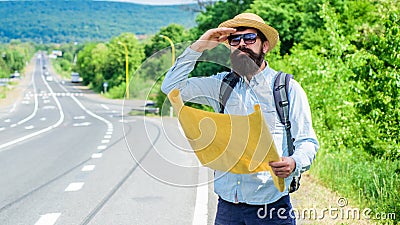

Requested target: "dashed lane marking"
[
  {"left": 100, "top": 104, "right": 110, "bottom": 110},
  {"left": 97, "top": 145, "right": 107, "bottom": 150},
  {"left": 81, "top": 165, "right": 96, "bottom": 171},
  {"left": 91, "top": 153, "right": 103, "bottom": 159},
  {"left": 34, "top": 213, "right": 61, "bottom": 225},
  {"left": 73, "top": 122, "right": 91, "bottom": 127},
  {"left": 27, "top": 92, "right": 84, "bottom": 97},
  {"left": 24, "top": 125, "right": 34, "bottom": 130},
  {"left": 64, "top": 182, "right": 85, "bottom": 192}
]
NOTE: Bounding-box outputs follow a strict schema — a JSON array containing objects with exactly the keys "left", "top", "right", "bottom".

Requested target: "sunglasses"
[{"left": 227, "top": 33, "right": 258, "bottom": 46}]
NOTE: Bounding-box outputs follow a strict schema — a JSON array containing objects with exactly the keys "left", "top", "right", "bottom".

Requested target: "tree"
[
  {"left": 194, "top": 0, "right": 254, "bottom": 38},
  {"left": 75, "top": 33, "right": 145, "bottom": 97},
  {"left": 144, "top": 24, "right": 190, "bottom": 58}
]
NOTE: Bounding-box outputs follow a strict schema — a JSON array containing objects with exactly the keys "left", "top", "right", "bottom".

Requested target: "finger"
[
  {"left": 215, "top": 27, "right": 236, "bottom": 33},
  {"left": 269, "top": 161, "right": 287, "bottom": 168},
  {"left": 210, "top": 28, "right": 236, "bottom": 38},
  {"left": 217, "top": 35, "right": 229, "bottom": 42}
]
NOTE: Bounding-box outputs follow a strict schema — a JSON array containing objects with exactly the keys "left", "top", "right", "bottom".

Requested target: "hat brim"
[{"left": 218, "top": 18, "right": 279, "bottom": 51}]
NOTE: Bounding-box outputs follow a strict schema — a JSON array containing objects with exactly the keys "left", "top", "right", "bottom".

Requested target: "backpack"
[{"left": 218, "top": 71, "right": 301, "bottom": 193}]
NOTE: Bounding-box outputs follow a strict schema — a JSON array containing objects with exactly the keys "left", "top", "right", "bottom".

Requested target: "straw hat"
[{"left": 218, "top": 13, "right": 279, "bottom": 51}]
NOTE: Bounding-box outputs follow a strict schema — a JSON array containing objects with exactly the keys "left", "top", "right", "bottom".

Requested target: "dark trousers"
[{"left": 215, "top": 195, "right": 296, "bottom": 225}]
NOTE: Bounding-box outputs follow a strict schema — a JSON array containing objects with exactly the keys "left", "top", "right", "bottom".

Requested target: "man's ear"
[{"left": 262, "top": 41, "right": 269, "bottom": 53}]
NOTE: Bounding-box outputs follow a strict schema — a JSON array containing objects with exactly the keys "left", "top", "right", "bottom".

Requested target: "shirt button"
[{"left": 237, "top": 181, "right": 241, "bottom": 185}]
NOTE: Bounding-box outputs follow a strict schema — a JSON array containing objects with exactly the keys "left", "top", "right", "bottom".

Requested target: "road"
[{"left": 0, "top": 53, "right": 217, "bottom": 225}]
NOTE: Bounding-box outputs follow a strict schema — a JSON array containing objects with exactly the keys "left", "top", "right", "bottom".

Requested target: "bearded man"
[{"left": 161, "top": 13, "right": 319, "bottom": 225}]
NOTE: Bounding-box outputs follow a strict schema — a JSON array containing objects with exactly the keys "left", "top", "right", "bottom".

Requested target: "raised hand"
[{"left": 190, "top": 27, "right": 236, "bottom": 52}]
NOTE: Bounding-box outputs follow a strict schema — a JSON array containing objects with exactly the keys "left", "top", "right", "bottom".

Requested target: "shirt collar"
[{"left": 251, "top": 61, "right": 274, "bottom": 85}]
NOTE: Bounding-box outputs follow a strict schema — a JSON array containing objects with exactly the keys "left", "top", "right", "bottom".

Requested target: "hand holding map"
[{"left": 168, "top": 89, "right": 285, "bottom": 192}]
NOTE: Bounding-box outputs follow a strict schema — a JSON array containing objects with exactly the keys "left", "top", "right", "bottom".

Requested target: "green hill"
[{"left": 0, "top": 1, "right": 198, "bottom": 43}]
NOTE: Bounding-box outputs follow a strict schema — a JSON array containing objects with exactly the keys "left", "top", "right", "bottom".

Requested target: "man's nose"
[{"left": 238, "top": 38, "right": 247, "bottom": 46}]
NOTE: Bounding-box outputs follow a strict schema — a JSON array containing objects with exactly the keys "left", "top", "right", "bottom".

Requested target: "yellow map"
[{"left": 168, "top": 89, "right": 285, "bottom": 192}]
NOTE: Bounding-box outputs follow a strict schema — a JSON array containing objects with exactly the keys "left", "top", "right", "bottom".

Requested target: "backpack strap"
[
  {"left": 273, "top": 71, "right": 295, "bottom": 156},
  {"left": 219, "top": 72, "right": 240, "bottom": 113}
]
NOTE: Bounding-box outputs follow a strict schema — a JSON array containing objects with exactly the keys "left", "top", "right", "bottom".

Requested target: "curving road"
[{"left": 0, "top": 53, "right": 216, "bottom": 225}]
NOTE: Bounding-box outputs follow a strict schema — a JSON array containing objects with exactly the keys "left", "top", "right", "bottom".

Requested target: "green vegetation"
[
  {"left": 0, "top": 1, "right": 198, "bottom": 43},
  {"left": 0, "top": 41, "right": 35, "bottom": 99},
  {"left": 248, "top": 0, "right": 399, "bottom": 223},
  {"left": 0, "top": 41, "right": 35, "bottom": 78},
  {"left": 46, "top": 0, "right": 399, "bottom": 223}
]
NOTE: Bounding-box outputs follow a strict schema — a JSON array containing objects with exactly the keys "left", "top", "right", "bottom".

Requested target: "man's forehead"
[{"left": 233, "top": 27, "right": 258, "bottom": 34}]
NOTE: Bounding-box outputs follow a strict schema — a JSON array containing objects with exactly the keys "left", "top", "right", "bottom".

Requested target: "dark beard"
[{"left": 230, "top": 46, "right": 265, "bottom": 78}]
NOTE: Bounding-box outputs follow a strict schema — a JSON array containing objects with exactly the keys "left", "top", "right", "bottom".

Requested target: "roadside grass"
[
  {"left": 310, "top": 151, "right": 400, "bottom": 225},
  {"left": 0, "top": 81, "right": 18, "bottom": 99},
  {"left": 291, "top": 173, "right": 372, "bottom": 225},
  {"left": 0, "top": 86, "right": 6, "bottom": 99}
]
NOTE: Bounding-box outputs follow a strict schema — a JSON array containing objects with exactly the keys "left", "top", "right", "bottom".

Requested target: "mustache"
[{"left": 231, "top": 46, "right": 257, "bottom": 57}]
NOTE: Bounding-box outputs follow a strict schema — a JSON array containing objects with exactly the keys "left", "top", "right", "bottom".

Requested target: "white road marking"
[
  {"left": 43, "top": 105, "right": 56, "bottom": 110},
  {"left": 28, "top": 92, "right": 84, "bottom": 97},
  {"left": 73, "top": 116, "right": 86, "bottom": 120},
  {"left": 120, "top": 119, "right": 137, "bottom": 123},
  {"left": 104, "top": 135, "right": 111, "bottom": 139},
  {"left": 9, "top": 103, "right": 17, "bottom": 113},
  {"left": 0, "top": 70, "right": 65, "bottom": 151},
  {"left": 178, "top": 125, "right": 185, "bottom": 134},
  {"left": 81, "top": 165, "right": 95, "bottom": 171},
  {"left": 4, "top": 119, "right": 11, "bottom": 123},
  {"left": 24, "top": 125, "right": 34, "bottom": 130},
  {"left": 40, "top": 117, "right": 47, "bottom": 121},
  {"left": 106, "top": 131, "right": 112, "bottom": 135},
  {"left": 15, "top": 73, "right": 39, "bottom": 126},
  {"left": 0, "top": 127, "right": 5, "bottom": 131},
  {"left": 97, "top": 145, "right": 107, "bottom": 150},
  {"left": 64, "top": 182, "right": 84, "bottom": 192},
  {"left": 73, "top": 122, "right": 91, "bottom": 127},
  {"left": 10, "top": 124, "right": 17, "bottom": 128},
  {"left": 22, "top": 100, "right": 30, "bottom": 104},
  {"left": 91, "top": 153, "right": 103, "bottom": 158},
  {"left": 101, "top": 139, "right": 110, "bottom": 144},
  {"left": 43, "top": 100, "right": 50, "bottom": 104},
  {"left": 34, "top": 213, "right": 61, "bottom": 225},
  {"left": 100, "top": 104, "right": 110, "bottom": 110},
  {"left": 192, "top": 167, "right": 209, "bottom": 225}
]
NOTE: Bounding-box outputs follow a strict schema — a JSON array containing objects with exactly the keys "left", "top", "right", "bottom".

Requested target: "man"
[{"left": 161, "top": 13, "right": 319, "bottom": 225}]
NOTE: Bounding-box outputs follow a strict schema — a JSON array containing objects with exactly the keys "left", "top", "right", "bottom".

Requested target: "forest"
[
  {"left": 0, "top": 1, "right": 198, "bottom": 43},
  {"left": 1, "top": 0, "right": 399, "bottom": 224}
]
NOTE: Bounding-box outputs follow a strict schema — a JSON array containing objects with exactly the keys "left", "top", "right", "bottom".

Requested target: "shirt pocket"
[
  {"left": 224, "top": 94, "right": 244, "bottom": 114},
  {"left": 258, "top": 102, "right": 278, "bottom": 131}
]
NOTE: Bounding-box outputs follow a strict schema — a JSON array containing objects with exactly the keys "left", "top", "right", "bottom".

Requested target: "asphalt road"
[{"left": 0, "top": 53, "right": 217, "bottom": 225}]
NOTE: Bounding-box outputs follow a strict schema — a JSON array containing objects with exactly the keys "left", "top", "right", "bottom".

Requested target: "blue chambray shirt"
[{"left": 161, "top": 47, "right": 319, "bottom": 205}]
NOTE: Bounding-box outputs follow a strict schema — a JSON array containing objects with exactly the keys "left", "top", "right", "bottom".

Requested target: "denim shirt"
[{"left": 161, "top": 47, "right": 319, "bottom": 205}]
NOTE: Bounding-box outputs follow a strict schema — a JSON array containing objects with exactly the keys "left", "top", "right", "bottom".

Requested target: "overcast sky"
[{"left": 104, "top": 0, "right": 198, "bottom": 5}]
